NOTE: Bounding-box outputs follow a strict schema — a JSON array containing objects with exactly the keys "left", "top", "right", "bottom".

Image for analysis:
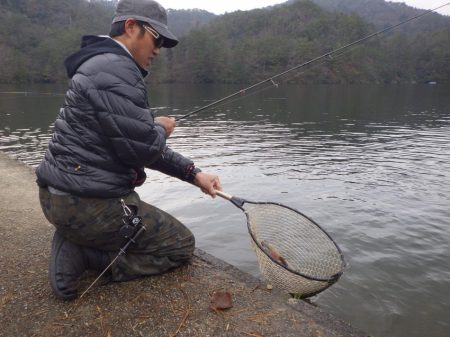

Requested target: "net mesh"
[{"left": 243, "top": 202, "right": 345, "bottom": 297}]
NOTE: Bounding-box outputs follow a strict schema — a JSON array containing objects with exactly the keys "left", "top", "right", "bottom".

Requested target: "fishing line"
[
  {"left": 173, "top": 43, "right": 369, "bottom": 120},
  {"left": 176, "top": 3, "right": 450, "bottom": 121},
  {"left": 174, "top": 44, "right": 365, "bottom": 120}
]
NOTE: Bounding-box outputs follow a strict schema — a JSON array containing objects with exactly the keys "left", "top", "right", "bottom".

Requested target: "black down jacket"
[{"left": 36, "top": 36, "right": 197, "bottom": 198}]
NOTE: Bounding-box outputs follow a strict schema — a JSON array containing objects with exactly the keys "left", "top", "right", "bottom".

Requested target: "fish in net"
[{"left": 216, "top": 191, "right": 346, "bottom": 298}]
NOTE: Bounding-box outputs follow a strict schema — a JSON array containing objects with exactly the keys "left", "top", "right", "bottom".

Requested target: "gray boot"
[{"left": 49, "top": 231, "right": 110, "bottom": 300}]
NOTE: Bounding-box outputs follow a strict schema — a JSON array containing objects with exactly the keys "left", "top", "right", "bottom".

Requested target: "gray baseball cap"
[{"left": 112, "top": 0, "right": 178, "bottom": 48}]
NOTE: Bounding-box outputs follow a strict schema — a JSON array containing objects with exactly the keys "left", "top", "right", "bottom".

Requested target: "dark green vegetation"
[
  {"left": 0, "top": 0, "right": 115, "bottom": 83},
  {"left": 0, "top": 0, "right": 214, "bottom": 83},
  {"left": 1, "top": 0, "right": 449, "bottom": 84},
  {"left": 167, "top": 8, "right": 216, "bottom": 37},
  {"left": 308, "top": 0, "right": 450, "bottom": 32}
]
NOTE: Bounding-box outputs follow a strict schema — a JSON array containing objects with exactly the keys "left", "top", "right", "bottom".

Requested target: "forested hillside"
[
  {"left": 0, "top": 0, "right": 215, "bottom": 82},
  {"left": 308, "top": 0, "right": 450, "bottom": 32},
  {"left": 167, "top": 9, "right": 216, "bottom": 37},
  {"left": 157, "top": 0, "right": 450, "bottom": 84},
  {"left": 0, "top": 0, "right": 449, "bottom": 84},
  {"left": 0, "top": 0, "right": 115, "bottom": 82}
]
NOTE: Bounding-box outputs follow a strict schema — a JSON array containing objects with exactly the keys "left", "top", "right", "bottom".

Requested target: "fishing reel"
[
  {"left": 80, "top": 200, "right": 147, "bottom": 298},
  {"left": 120, "top": 213, "right": 143, "bottom": 239},
  {"left": 119, "top": 201, "right": 143, "bottom": 239}
]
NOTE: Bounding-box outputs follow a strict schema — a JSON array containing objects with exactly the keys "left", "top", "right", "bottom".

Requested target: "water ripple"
[{"left": 1, "top": 84, "right": 450, "bottom": 337}]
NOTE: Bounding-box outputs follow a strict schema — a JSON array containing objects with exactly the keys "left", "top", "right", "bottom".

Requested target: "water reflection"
[{"left": 0, "top": 84, "right": 449, "bottom": 337}]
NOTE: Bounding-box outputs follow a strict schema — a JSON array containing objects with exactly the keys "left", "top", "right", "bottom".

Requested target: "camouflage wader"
[{"left": 39, "top": 187, "right": 195, "bottom": 282}]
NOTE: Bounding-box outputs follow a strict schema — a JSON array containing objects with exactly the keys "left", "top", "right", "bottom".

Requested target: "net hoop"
[{"left": 239, "top": 201, "right": 346, "bottom": 283}]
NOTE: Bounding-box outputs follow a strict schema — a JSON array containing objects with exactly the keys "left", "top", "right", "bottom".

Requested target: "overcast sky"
[{"left": 162, "top": 0, "right": 450, "bottom": 16}]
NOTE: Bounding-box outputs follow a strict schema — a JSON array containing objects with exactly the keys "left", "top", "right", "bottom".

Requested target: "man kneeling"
[{"left": 36, "top": 0, "right": 222, "bottom": 300}]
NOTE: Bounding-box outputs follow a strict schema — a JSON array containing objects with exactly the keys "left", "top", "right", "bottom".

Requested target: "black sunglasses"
[{"left": 143, "top": 25, "right": 164, "bottom": 49}]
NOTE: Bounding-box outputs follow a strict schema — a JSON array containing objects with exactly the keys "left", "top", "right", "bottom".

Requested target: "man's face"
[{"left": 126, "top": 20, "right": 162, "bottom": 69}]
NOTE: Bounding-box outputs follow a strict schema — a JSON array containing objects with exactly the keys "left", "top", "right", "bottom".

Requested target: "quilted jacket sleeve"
[{"left": 148, "top": 146, "right": 200, "bottom": 183}]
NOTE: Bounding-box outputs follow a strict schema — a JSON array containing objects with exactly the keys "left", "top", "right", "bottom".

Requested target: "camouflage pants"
[{"left": 39, "top": 187, "right": 195, "bottom": 281}]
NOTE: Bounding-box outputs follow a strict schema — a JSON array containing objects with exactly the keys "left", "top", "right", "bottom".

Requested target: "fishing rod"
[{"left": 176, "top": 3, "right": 450, "bottom": 121}]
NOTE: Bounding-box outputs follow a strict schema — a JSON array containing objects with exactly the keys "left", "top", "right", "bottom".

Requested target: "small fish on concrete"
[{"left": 260, "top": 240, "right": 289, "bottom": 268}]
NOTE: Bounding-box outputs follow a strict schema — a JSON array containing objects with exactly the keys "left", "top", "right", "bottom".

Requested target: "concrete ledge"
[{"left": 0, "top": 152, "right": 366, "bottom": 337}]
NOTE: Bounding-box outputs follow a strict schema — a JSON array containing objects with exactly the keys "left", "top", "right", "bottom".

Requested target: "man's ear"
[{"left": 123, "top": 18, "right": 138, "bottom": 37}]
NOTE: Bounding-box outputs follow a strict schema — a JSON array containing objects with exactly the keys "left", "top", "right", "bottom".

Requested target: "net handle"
[{"left": 215, "top": 190, "right": 232, "bottom": 200}]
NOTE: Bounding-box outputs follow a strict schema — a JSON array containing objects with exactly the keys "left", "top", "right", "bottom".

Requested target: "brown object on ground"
[
  {"left": 210, "top": 291, "right": 233, "bottom": 311},
  {"left": 0, "top": 153, "right": 365, "bottom": 337}
]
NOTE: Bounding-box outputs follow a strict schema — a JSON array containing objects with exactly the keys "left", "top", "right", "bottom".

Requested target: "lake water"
[{"left": 1, "top": 83, "right": 449, "bottom": 337}]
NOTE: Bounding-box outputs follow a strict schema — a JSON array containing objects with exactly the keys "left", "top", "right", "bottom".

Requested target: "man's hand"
[
  {"left": 155, "top": 116, "right": 176, "bottom": 138},
  {"left": 193, "top": 172, "right": 222, "bottom": 197}
]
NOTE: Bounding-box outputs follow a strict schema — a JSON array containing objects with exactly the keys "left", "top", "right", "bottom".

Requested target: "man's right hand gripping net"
[{"left": 217, "top": 191, "right": 346, "bottom": 298}]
